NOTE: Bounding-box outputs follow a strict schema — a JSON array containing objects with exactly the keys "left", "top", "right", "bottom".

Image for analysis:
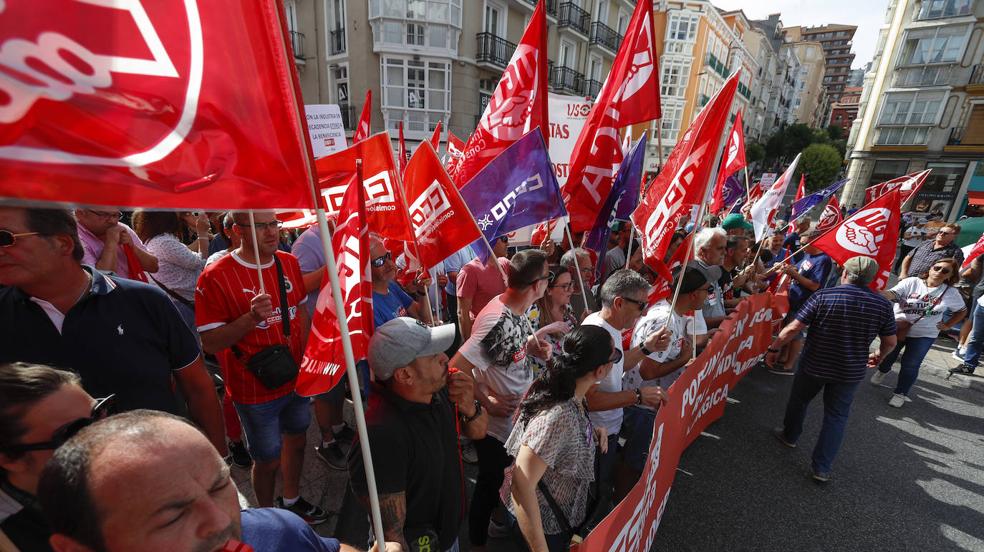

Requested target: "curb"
[{"left": 923, "top": 364, "right": 984, "bottom": 395}]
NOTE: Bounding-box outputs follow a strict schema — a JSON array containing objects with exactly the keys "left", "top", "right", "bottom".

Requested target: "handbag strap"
[
  {"left": 149, "top": 276, "right": 194, "bottom": 309},
  {"left": 273, "top": 255, "right": 291, "bottom": 337},
  {"left": 908, "top": 283, "right": 950, "bottom": 325},
  {"left": 536, "top": 479, "right": 574, "bottom": 535}
]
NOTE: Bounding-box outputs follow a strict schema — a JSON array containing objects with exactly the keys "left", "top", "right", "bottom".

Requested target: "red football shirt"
[{"left": 196, "top": 251, "right": 307, "bottom": 404}]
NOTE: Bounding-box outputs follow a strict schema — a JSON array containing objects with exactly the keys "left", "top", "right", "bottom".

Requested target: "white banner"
[{"left": 304, "top": 104, "right": 347, "bottom": 159}]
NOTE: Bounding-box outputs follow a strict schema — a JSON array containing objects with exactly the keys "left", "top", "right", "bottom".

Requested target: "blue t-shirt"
[
  {"left": 291, "top": 226, "right": 325, "bottom": 316},
  {"left": 373, "top": 281, "right": 414, "bottom": 328},
  {"left": 788, "top": 252, "right": 832, "bottom": 312},
  {"left": 240, "top": 508, "right": 340, "bottom": 552}
]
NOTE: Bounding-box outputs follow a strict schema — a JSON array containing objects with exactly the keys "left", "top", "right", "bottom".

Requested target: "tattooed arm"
[{"left": 358, "top": 492, "right": 409, "bottom": 551}]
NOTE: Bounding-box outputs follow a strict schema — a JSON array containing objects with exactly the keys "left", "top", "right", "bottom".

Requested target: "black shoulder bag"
[{"left": 236, "top": 256, "right": 299, "bottom": 389}]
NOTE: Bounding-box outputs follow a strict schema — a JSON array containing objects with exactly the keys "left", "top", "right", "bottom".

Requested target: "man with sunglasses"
[
  {"left": 196, "top": 211, "right": 326, "bottom": 524},
  {"left": 369, "top": 236, "right": 427, "bottom": 327},
  {"left": 0, "top": 363, "right": 107, "bottom": 552},
  {"left": 74, "top": 208, "right": 159, "bottom": 280},
  {"left": 899, "top": 223, "right": 964, "bottom": 279}
]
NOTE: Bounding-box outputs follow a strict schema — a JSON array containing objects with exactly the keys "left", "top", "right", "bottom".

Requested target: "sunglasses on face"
[
  {"left": 620, "top": 296, "right": 648, "bottom": 310},
  {"left": 236, "top": 221, "right": 282, "bottom": 232},
  {"left": 2, "top": 395, "right": 116, "bottom": 454},
  {"left": 931, "top": 265, "right": 951, "bottom": 274},
  {"left": 938, "top": 231, "right": 956, "bottom": 236},
  {"left": 608, "top": 347, "right": 623, "bottom": 365},
  {"left": 371, "top": 251, "right": 392, "bottom": 268},
  {"left": 0, "top": 229, "right": 41, "bottom": 247}
]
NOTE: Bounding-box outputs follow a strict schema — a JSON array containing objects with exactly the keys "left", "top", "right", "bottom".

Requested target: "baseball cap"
[
  {"left": 721, "top": 213, "right": 754, "bottom": 232},
  {"left": 368, "top": 317, "right": 455, "bottom": 381},
  {"left": 686, "top": 259, "right": 722, "bottom": 284},
  {"left": 843, "top": 256, "right": 879, "bottom": 286},
  {"left": 677, "top": 265, "right": 712, "bottom": 294}
]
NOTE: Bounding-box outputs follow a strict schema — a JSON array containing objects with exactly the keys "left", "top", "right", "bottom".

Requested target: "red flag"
[
  {"left": 0, "top": 0, "right": 315, "bottom": 210},
  {"left": 811, "top": 189, "right": 902, "bottom": 290},
  {"left": 353, "top": 90, "right": 372, "bottom": 144},
  {"left": 816, "top": 195, "right": 843, "bottom": 234},
  {"left": 794, "top": 174, "right": 806, "bottom": 202},
  {"left": 864, "top": 170, "right": 931, "bottom": 205},
  {"left": 397, "top": 122, "right": 409, "bottom": 176},
  {"left": 647, "top": 231, "right": 693, "bottom": 304},
  {"left": 315, "top": 132, "right": 413, "bottom": 242},
  {"left": 451, "top": 1, "right": 549, "bottom": 187},
  {"left": 403, "top": 141, "right": 483, "bottom": 270},
  {"left": 530, "top": 219, "right": 560, "bottom": 248},
  {"left": 632, "top": 71, "right": 740, "bottom": 266},
  {"left": 564, "top": 0, "right": 661, "bottom": 231},
  {"left": 445, "top": 131, "right": 466, "bottom": 173},
  {"left": 963, "top": 233, "right": 984, "bottom": 269},
  {"left": 297, "top": 178, "right": 373, "bottom": 396},
  {"left": 121, "top": 244, "right": 150, "bottom": 283},
  {"left": 709, "top": 111, "right": 747, "bottom": 214},
  {"left": 429, "top": 120, "right": 443, "bottom": 151}
]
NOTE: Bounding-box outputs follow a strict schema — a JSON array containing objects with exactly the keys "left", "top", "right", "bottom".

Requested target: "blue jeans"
[
  {"left": 233, "top": 392, "right": 311, "bottom": 462},
  {"left": 620, "top": 406, "right": 656, "bottom": 473},
  {"left": 877, "top": 336, "right": 935, "bottom": 396},
  {"left": 781, "top": 371, "right": 860, "bottom": 475},
  {"left": 963, "top": 302, "right": 984, "bottom": 368}
]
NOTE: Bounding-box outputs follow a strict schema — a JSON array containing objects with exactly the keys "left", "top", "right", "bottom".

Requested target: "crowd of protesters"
[{"left": 0, "top": 202, "right": 977, "bottom": 552}]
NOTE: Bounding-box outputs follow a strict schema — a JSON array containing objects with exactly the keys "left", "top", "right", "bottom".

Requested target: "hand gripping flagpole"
[{"left": 247, "top": 210, "right": 266, "bottom": 295}]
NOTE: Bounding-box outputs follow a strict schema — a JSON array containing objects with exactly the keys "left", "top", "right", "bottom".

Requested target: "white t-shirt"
[
  {"left": 890, "top": 277, "right": 966, "bottom": 339},
  {"left": 582, "top": 312, "right": 625, "bottom": 435},
  {"left": 459, "top": 295, "right": 533, "bottom": 442},
  {"left": 623, "top": 302, "right": 689, "bottom": 410}
]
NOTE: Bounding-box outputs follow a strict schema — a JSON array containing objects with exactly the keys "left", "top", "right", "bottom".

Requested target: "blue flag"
[
  {"left": 460, "top": 128, "right": 566, "bottom": 262},
  {"left": 584, "top": 134, "right": 648, "bottom": 278},
  {"left": 790, "top": 178, "right": 848, "bottom": 223}
]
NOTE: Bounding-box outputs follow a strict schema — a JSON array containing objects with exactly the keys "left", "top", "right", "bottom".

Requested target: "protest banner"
[
  {"left": 577, "top": 292, "right": 788, "bottom": 552},
  {"left": 549, "top": 93, "right": 593, "bottom": 188},
  {"left": 304, "top": 104, "right": 348, "bottom": 159}
]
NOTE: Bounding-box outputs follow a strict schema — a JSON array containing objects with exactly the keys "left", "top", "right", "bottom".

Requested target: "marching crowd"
[{"left": 0, "top": 203, "right": 976, "bottom": 552}]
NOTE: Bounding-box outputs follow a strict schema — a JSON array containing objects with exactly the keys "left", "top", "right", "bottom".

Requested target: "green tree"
[
  {"left": 746, "top": 142, "right": 765, "bottom": 165},
  {"left": 783, "top": 124, "right": 814, "bottom": 158},
  {"left": 796, "top": 143, "right": 842, "bottom": 192},
  {"left": 826, "top": 125, "right": 844, "bottom": 140}
]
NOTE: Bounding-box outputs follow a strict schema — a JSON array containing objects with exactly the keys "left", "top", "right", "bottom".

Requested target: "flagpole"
[
  {"left": 743, "top": 166, "right": 752, "bottom": 199},
  {"left": 564, "top": 224, "right": 592, "bottom": 315},
  {"left": 247, "top": 210, "right": 266, "bottom": 295}
]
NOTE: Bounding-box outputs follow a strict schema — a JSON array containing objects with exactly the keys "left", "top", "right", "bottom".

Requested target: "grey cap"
[
  {"left": 688, "top": 259, "right": 722, "bottom": 284},
  {"left": 843, "top": 256, "right": 879, "bottom": 286},
  {"left": 368, "top": 317, "right": 455, "bottom": 380}
]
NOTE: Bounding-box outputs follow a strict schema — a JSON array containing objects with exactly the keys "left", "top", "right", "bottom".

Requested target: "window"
[
  {"left": 658, "top": 100, "right": 684, "bottom": 142},
  {"left": 899, "top": 25, "right": 969, "bottom": 65},
  {"left": 284, "top": 0, "right": 298, "bottom": 32},
  {"left": 484, "top": 1, "right": 505, "bottom": 36},
  {"left": 407, "top": 23, "right": 424, "bottom": 45},
  {"left": 560, "top": 39, "right": 577, "bottom": 68},
  {"left": 327, "top": 0, "right": 347, "bottom": 54},
  {"left": 918, "top": 0, "right": 973, "bottom": 19},
  {"left": 382, "top": 57, "right": 451, "bottom": 133},
  {"left": 617, "top": 10, "right": 629, "bottom": 35},
  {"left": 667, "top": 12, "right": 699, "bottom": 42},
  {"left": 878, "top": 91, "right": 945, "bottom": 126},
  {"left": 588, "top": 54, "right": 603, "bottom": 81},
  {"left": 333, "top": 64, "right": 349, "bottom": 104},
  {"left": 370, "top": 0, "right": 461, "bottom": 53},
  {"left": 594, "top": 0, "right": 608, "bottom": 24},
  {"left": 660, "top": 57, "right": 689, "bottom": 97}
]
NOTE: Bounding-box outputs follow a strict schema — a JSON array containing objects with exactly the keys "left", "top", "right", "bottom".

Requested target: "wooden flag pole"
[{"left": 247, "top": 210, "right": 266, "bottom": 295}]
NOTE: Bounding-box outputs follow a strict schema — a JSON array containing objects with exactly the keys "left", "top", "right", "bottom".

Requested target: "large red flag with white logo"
[
  {"left": 864, "top": 169, "right": 931, "bottom": 205},
  {"left": 315, "top": 132, "right": 413, "bottom": 242},
  {"left": 445, "top": 131, "right": 465, "bottom": 172},
  {"left": 962, "top": 233, "right": 984, "bottom": 269},
  {"left": 631, "top": 71, "right": 739, "bottom": 266},
  {"left": 352, "top": 90, "right": 372, "bottom": 144},
  {"left": 811, "top": 189, "right": 902, "bottom": 290},
  {"left": 750, "top": 153, "right": 801, "bottom": 242},
  {"left": 403, "top": 141, "right": 483, "bottom": 271},
  {"left": 451, "top": 0, "right": 549, "bottom": 188},
  {"left": 564, "top": 0, "right": 661, "bottom": 231},
  {"left": 709, "top": 110, "right": 747, "bottom": 214},
  {"left": 0, "top": 0, "right": 314, "bottom": 209},
  {"left": 297, "top": 179, "right": 372, "bottom": 396},
  {"left": 816, "top": 195, "right": 843, "bottom": 233}
]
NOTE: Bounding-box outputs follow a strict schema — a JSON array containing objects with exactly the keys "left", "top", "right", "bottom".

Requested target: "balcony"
[
  {"left": 558, "top": 2, "right": 590, "bottom": 37},
  {"left": 737, "top": 81, "right": 752, "bottom": 100},
  {"left": 330, "top": 28, "right": 345, "bottom": 55},
  {"left": 289, "top": 30, "right": 305, "bottom": 61},
  {"left": 476, "top": 33, "right": 516, "bottom": 69},
  {"left": 518, "top": 0, "right": 558, "bottom": 16},
  {"left": 893, "top": 65, "right": 953, "bottom": 88},
  {"left": 550, "top": 64, "right": 585, "bottom": 95},
  {"left": 706, "top": 52, "right": 729, "bottom": 79},
  {"left": 585, "top": 78, "right": 603, "bottom": 98},
  {"left": 590, "top": 21, "right": 621, "bottom": 54}
]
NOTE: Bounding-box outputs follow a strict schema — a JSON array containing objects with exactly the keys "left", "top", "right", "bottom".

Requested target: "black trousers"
[{"left": 469, "top": 435, "right": 512, "bottom": 546}]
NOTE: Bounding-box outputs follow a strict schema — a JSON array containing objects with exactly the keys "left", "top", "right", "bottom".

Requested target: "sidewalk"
[{"left": 913, "top": 332, "right": 984, "bottom": 394}]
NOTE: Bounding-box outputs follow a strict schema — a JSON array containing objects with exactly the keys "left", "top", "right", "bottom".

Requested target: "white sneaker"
[
  {"left": 888, "top": 394, "right": 906, "bottom": 408},
  {"left": 952, "top": 347, "right": 965, "bottom": 361},
  {"left": 870, "top": 370, "right": 887, "bottom": 385}
]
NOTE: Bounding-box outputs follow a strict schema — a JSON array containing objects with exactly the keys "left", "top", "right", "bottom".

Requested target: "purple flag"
[
  {"left": 790, "top": 178, "right": 848, "bottom": 223},
  {"left": 460, "top": 128, "right": 566, "bottom": 262},
  {"left": 722, "top": 174, "right": 744, "bottom": 211},
  {"left": 585, "top": 134, "right": 647, "bottom": 278}
]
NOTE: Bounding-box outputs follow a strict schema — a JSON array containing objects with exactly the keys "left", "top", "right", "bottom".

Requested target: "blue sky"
[{"left": 712, "top": 0, "right": 888, "bottom": 68}]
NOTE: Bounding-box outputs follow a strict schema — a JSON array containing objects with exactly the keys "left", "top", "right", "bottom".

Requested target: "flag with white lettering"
[
  {"left": 297, "top": 178, "right": 372, "bottom": 396},
  {"left": 815, "top": 194, "right": 843, "bottom": 234},
  {"left": 750, "top": 153, "right": 801, "bottom": 242},
  {"left": 864, "top": 169, "right": 931, "bottom": 205},
  {"left": 445, "top": 131, "right": 465, "bottom": 171},
  {"left": 353, "top": 90, "right": 372, "bottom": 143},
  {"left": 709, "top": 111, "right": 746, "bottom": 214},
  {"left": 790, "top": 178, "right": 847, "bottom": 224},
  {"left": 460, "top": 128, "right": 566, "bottom": 262},
  {"left": 563, "top": 0, "right": 661, "bottom": 232}
]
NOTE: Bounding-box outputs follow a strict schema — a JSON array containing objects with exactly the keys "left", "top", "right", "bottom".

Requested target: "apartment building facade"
[
  {"left": 784, "top": 23, "right": 858, "bottom": 104},
  {"left": 845, "top": 0, "right": 983, "bottom": 219},
  {"left": 791, "top": 41, "right": 829, "bottom": 127}
]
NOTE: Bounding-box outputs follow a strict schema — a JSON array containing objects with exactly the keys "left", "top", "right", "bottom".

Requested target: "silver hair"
[
  {"left": 694, "top": 227, "right": 726, "bottom": 252},
  {"left": 599, "top": 269, "right": 650, "bottom": 308},
  {"left": 561, "top": 247, "right": 590, "bottom": 267}
]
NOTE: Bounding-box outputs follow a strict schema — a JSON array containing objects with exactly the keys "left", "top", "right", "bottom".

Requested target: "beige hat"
[{"left": 843, "top": 256, "right": 879, "bottom": 286}]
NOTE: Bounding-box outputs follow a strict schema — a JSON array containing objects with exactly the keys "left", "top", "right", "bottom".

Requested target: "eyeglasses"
[
  {"left": 371, "top": 251, "right": 392, "bottom": 268},
  {"left": 2, "top": 395, "right": 116, "bottom": 453},
  {"left": 236, "top": 221, "right": 283, "bottom": 231},
  {"left": 529, "top": 270, "right": 555, "bottom": 285},
  {"left": 0, "top": 230, "right": 41, "bottom": 247},
  {"left": 497, "top": 236, "right": 508, "bottom": 243},
  {"left": 619, "top": 296, "right": 648, "bottom": 310},
  {"left": 931, "top": 265, "right": 951, "bottom": 274},
  {"left": 550, "top": 282, "right": 574, "bottom": 291},
  {"left": 608, "top": 347, "right": 623, "bottom": 365},
  {"left": 87, "top": 209, "right": 122, "bottom": 220}
]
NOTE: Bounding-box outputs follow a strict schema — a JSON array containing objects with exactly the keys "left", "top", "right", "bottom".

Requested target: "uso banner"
[{"left": 576, "top": 293, "right": 788, "bottom": 552}]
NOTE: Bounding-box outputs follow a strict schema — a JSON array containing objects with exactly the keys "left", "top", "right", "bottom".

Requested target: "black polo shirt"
[
  {"left": 348, "top": 383, "right": 462, "bottom": 550},
  {"left": 0, "top": 267, "right": 200, "bottom": 413}
]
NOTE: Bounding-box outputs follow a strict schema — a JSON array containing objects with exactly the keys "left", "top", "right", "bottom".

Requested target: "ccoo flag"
[
  {"left": 709, "top": 110, "right": 747, "bottom": 213},
  {"left": 460, "top": 128, "right": 566, "bottom": 262},
  {"left": 353, "top": 90, "right": 372, "bottom": 143},
  {"left": 790, "top": 178, "right": 848, "bottom": 223},
  {"left": 750, "top": 153, "right": 801, "bottom": 242}
]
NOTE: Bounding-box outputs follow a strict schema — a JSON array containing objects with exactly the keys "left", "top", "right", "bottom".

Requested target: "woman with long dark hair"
[
  {"left": 528, "top": 266, "right": 578, "bottom": 375},
  {"left": 502, "top": 325, "right": 618, "bottom": 552}
]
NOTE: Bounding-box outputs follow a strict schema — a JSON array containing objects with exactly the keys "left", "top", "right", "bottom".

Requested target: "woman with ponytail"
[{"left": 501, "top": 326, "right": 619, "bottom": 552}]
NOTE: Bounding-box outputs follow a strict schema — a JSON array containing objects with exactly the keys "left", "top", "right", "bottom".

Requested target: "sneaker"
[
  {"left": 888, "top": 394, "right": 906, "bottom": 408},
  {"left": 951, "top": 347, "right": 965, "bottom": 361},
  {"left": 315, "top": 441, "right": 347, "bottom": 471},
  {"left": 461, "top": 440, "right": 478, "bottom": 465},
  {"left": 768, "top": 367, "right": 796, "bottom": 376},
  {"left": 275, "top": 496, "right": 329, "bottom": 525},
  {"left": 949, "top": 363, "right": 975, "bottom": 376},
  {"left": 772, "top": 428, "right": 797, "bottom": 448},
  {"left": 227, "top": 440, "right": 252, "bottom": 469},
  {"left": 870, "top": 370, "right": 887, "bottom": 385},
  {"left": 488, "top": 518, "right": 512, "bottom": 539},
  {"left": 812, "top": 470, "right": 831, "bottom": 483}
]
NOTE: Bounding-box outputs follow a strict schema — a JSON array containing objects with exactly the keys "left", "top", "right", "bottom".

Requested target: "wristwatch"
[
  {"left": 460, "top": 400, "right": 482, "bottom": 424},
  {"left": 635, "top": 388, "right": 643, "bottom": 405},
  {"left": 640, "top": 345, "right": 653, "bottom": 356},
  {"left": 767, "top": 347, "right": 780, "bottom": 353}
]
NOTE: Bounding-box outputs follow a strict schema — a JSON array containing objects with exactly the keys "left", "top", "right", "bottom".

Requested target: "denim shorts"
[
  {"left": 234, "top": 392, "right": 311, "bottom": 462},
  {"left": 619, "top": 405, "right": 657, "bottom": 473}
]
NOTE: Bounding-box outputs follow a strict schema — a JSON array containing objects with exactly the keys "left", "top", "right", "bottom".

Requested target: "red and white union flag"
[{"left": 0, "top": 0, "right": 315, "bottom": 209}]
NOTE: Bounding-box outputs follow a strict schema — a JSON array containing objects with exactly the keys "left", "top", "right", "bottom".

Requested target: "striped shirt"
[{"left": 795, "top": 284, "right": 896, "bottom": 383}]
